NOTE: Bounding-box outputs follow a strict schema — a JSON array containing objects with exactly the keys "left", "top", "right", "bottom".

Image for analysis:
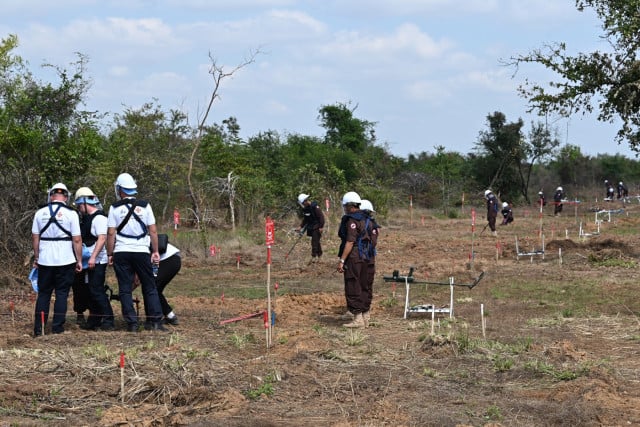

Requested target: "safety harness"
[
  {"left": 39, "top": 202, "right": 73, "bottom": 241},
  {"left": 113, "top": 199, "right": 149, "bottom": 239}
]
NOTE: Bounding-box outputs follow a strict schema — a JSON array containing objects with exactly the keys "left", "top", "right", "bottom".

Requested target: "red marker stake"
[
  {"left": 120, "top": 350, "right": 125, "bottom": 403},
  {"left": 40, "top": 310, "right": 45, "bottom": 336},
  {"left": 9, "top": 301, "right": 15, "bottom": 326}
]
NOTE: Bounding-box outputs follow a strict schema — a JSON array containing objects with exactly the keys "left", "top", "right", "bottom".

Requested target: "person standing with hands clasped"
[
  {"left": 337, "top": 192, "right": 376, "bottom": 328},
  {"left": 31, "top": 183, "right": 83, "bottom": 336},
  {"left": 106, "top": 173, "right": 166, "bottom": 332},
  {"left": 74, "top": 187, "right": 115, "bottom": 331},
  {"left": 297, "top": 193, "right": 325, "bottom": 264}
]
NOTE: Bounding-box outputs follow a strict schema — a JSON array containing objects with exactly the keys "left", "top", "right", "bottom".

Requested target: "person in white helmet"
[
  {"left": 31, "top": 183, "right": 83, "bottom": 336},
  {"left": 296, "top": 193, "right": 325, "bottom": 263},
  {"left": 553, "top": 186, "right": 565, "bottom": 216},
  {"left": 74, "top": 187, "right": 115, "bottom": 331},
  {"left": 500, "top": 201, "right": 514, "bottom": 225},
  {"left": 337, "top": 191, "right": 375, "bottom": 328},
  {"left": 538, "top": 190, "right": 546, "bottom": 208},
  {"left": 106, "top": 173, "right": 166, "bottom": 332},
  {"left": 617, "top": 181, "right": 628, "bottom": 200},
  {"left": 484, "top": 190, "right": 499, "bottom": 236}
]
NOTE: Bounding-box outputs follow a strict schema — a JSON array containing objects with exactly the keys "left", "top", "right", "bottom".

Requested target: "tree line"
[{"left": 2, "top": 31, "right": 640, "bottom": 273}]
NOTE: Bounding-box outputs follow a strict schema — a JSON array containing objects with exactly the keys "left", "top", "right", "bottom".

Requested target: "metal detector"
[{"left": 383, "top": 267, "right": 485, "bottom": 319}]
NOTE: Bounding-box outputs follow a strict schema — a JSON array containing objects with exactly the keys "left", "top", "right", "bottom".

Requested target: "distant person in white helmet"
[
  {"left": 296, "top": 193, "right": 325, "bottom": 263},
  {"left": 553, "top": 186, "right": 565, "bottom": 216},
  {"left": 617, "top": 181, "right": 628, "bottom": 199},
  {"left": 31, "top": 183, "right": 83, "bottom": 336},
  {"left": 106, "top": 173, "right": 166, "bottom": 333},
  {"left": 500, "top": 202, "right": 514, "bottom": 225},
  {"left": 606, "top": 180, "right": 615, "bottom": 201},
  {"left": 538, "top": 190, "right": 546, "bottom": 208},
  {"left": 484, "top": 190, "right": 499, "bottom": 236}
]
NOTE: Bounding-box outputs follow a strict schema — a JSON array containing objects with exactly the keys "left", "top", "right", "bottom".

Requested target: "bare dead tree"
[{"left": 187, "top": 48, "right": 261, "bottom": 229}]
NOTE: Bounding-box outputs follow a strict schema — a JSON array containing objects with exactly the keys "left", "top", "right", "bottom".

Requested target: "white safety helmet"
[
  {"left": 619, "top": 181, "right": 623, "bottom": 186},
  {"left": 341, "top": 191, "right": 362, "bottom": 206},
  {"left": 114, "top": 173, "right": 138, "bottom": 199},
  {"left": 297, "top": 193, "right": 310, "bottom": 205},
  {"left": 48, "top": 183, "right": 69, "bottom": 199},
  {"left": 74, "top": 187, "right": 100, "bottom": 205},
  {"left": 502, "top": 202, "right": 509, "bottom": 208},
  {"left": 484, "top": 189, "right": 492, "bottom": 198},
  {"left": 360, "top": 199, "right": 375, "bottom": 213},
  {"left": 538, "top": 191, "right": 543, "bottom": 195},
  {"left": 556, "top": 186, "right": 563, "bottom": 192}
]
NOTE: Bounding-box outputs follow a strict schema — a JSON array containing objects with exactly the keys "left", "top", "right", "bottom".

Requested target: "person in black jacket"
[
  {"left": 553, "top": 186, "right": 565, "bottom": 216},
  {"left": 501, "top": 202, "right": 514, "bottom": 225},
  {"left": 297, "top": 193, "right": 325, "bottom": 263},
  {"left": 484, "top": 190, "right": 499, "bottom": 236}
]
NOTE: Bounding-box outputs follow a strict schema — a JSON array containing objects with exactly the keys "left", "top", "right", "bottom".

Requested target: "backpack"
[{"left": 338, "top": 212, "right": 377, "bottom": 261}]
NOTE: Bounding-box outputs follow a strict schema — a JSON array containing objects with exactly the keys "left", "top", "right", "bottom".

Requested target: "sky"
[{"left": 1, "top": 0, "right": 637, "bottom": 160}]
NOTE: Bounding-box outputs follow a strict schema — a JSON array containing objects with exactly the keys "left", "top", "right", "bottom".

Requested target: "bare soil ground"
[{"left": 1, "top": 202, "right": 640, "bottom": 426}]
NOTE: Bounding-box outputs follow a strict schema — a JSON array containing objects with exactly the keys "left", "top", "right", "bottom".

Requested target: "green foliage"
[
  {"left": 244, "top": 372, "right": 277, "bottom": 400},
  {"left": 512, "top": 0, "right": 640, "bottom": 151}
]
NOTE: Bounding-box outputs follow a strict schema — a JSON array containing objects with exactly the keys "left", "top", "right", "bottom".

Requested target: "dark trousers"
[
  {"left": 84, "top": 264, "right": 114, "bottom": 327},
  {"left": 310, "top": 229, "right": 323, "bottom": 257},
  {"left": 113, "top": 252, "right": 162, "bottom": 327},
  {"left": 34, "top": 263, "right": 75, "bottom": 335},
  {"left": 487, "top": 214, "right": 497, "bottom": 232},
  {"left": 365, "top": 259, "right": 375, "bottom": 311},
  {"left": 72, "top": 272, "right": 91, "bottom": 314},
  {"left": 156, "top": 254, "right": 181, "bottom": 316},
  {"left": 343, "top": 258, "right": 368, "bottom": 314}
]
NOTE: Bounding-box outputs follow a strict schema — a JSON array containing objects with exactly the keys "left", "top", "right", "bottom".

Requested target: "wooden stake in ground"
[
  {"left": 9, "top": 301, "right": 14, "bottom": 327},
  {"left": 481, "top": 304, "right": 486, "bottom": 338}
]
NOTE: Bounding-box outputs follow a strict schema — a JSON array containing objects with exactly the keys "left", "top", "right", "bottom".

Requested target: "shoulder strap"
[
  {"left": 116, "top": 200, "right": 148, "bottom": 239},
  {"left": 39, "top": 203, "right": 73, "bottom": 240}
]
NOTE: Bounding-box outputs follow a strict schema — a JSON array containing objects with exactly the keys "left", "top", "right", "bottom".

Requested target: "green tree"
[
  {"left": 510, "top": 0, "right": 640, "bottom": 151},
  {"left": 0, "top": 35, "right": 103, "bottom": 268},
  {"left": 472, "top": 112, "right": 525, "bottom": 202}
]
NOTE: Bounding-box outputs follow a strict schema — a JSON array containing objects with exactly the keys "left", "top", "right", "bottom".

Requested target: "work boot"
[
  {"left": 340, "top": 310, "right": 354, "bottom": 321},
  {"left": 363, "top": 311, "right": 371, "bottom": 328},
  {"left": 343, "top": 313, "right": 365, "bottom": 328},
  {"left": 164, "top": 315, "right": 179, "bottom": 326},
  {"left": 491, "top": 231, "right": 497, "bottom": 237},
  {"left": 76, "top": 313, "right": 86, "bottom": 326}
]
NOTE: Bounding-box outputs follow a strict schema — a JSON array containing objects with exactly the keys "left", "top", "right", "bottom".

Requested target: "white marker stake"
[{"left": 481, "top": 304, "right": 486, "bottom": 338}]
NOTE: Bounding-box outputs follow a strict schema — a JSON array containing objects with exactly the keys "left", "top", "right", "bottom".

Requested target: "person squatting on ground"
[
  {"left": 74, "top": 187, "right": 115, "bottom": 331},
  {"left": 553, "top": 186, "right": 564, "bottom": 216},
  {"left": 617, "top": 181, "right": 628, "bottom": 199},
  {"left": 297, "top": 193, "right": 325, "bottom": 263},
  {"left": 605, "top": 180, "right": 615, "bottom": 201},
  {"left": 501, "top": 202, "right": 514, "bottom": 225},
  {"left": 31, "top": 183, "right": 83, "bottom": 336},
  {"left": 106, "top": 173, "right": 166, "bottom": 332},
  {"left": 484, "top": 190, "right": 499, "bottom": 236},
  {"left": 337, "top": 191, "right": 376, "bottom": 328}
]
